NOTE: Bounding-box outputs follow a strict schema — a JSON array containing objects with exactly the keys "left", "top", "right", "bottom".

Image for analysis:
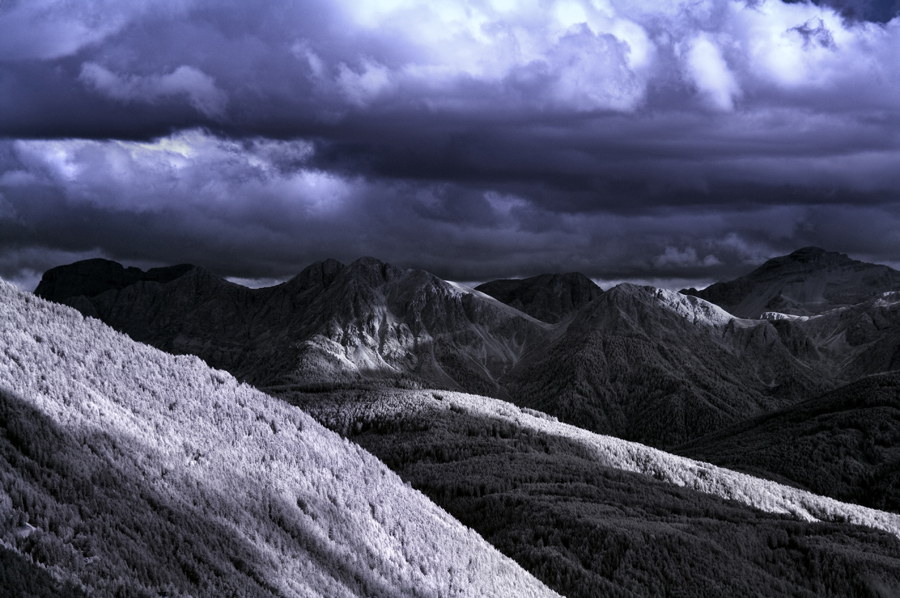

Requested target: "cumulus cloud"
[
  {"left": 1, "top": 0, "right": 900, "bottom": 288},
  {"left": 683, "top": 34, "right": 742, "bottom": 111}
]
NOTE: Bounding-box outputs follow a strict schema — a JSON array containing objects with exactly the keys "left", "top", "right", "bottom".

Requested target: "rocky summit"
[{"left": 682, "top": 246, "right": 900, "bottom": 318}]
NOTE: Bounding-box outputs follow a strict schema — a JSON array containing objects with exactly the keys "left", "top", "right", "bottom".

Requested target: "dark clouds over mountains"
[{"left": 1, "top": 0, "right": 899, "bottom": 289}]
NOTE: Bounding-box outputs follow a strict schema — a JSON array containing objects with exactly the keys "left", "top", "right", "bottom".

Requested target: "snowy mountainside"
[{"left": 0, "top": 280, "right": 559, "bottom": 598}]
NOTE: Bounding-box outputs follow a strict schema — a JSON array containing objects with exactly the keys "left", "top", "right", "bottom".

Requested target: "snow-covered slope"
[{"left": 0, "top": 280, "right": 559, "bottom": 598}]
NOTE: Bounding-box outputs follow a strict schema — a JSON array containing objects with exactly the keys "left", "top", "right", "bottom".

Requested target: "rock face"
[
  {"left": 682, "top": 247, "right": 900, "bottom": 318},
  {"left": 475, "top": 273, "right": 602, "bottom": 323},
  {"left": 34, "top": 257, "right": 551, "bottom": 395}
]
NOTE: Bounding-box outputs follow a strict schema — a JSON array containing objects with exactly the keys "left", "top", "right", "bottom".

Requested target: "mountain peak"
[
  {"left": 788, "top": 246, "right": 828, "bottom": 260},
  {"left": 284, "top": 258, "right": 345, "bottom": 292},
  {"left": 683, "top": 248, "right": 900, "bottom": 318},
  {"left": 783, "top": 246, "right": 858, "bottom": 266},
  {"left": 475, "top": 271, "right": 602, "bottom": 323}
]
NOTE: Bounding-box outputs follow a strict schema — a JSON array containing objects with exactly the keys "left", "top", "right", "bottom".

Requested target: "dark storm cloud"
[
  {"left": 791, "top": 0, "right": 900, "bottom": 22},
  {"left": 1, "top": 0, "right": 900, "bottom": 289}
]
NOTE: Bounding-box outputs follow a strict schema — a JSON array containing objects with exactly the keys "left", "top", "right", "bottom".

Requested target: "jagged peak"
[
  {"left": 475, "top": 270, "right": 602, "bottom": 323},
  {"left": 339, "top": 256, "right": 413, "bottom": 287}
]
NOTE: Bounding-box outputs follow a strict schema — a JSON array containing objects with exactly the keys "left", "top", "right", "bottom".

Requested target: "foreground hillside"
[
  {"left": 0, "top": 280, "right": 558, "bottom": 597},
  {"left": 281, "top": 386, "right": 900, "bottom": 598}
]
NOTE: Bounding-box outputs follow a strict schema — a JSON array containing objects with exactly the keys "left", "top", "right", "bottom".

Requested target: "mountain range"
[
  {"left": 35, "top": 256, "right": 550, "bottom": 398},
  {"left": 35, "top": 247, "right": 900, "bottom": 448},
  {"left": 6, "top": 245, "right": 900, "bottom": 595}
]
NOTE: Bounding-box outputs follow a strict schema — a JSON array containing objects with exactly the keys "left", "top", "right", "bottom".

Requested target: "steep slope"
[
  {"left": 35, "top": 257, "right": 551, "bottom": 396},
  {"left": 0, "top": 280, "right": 559, "bottom": 598},
  {"left": 677, "top": 372, "right": 900, "bottom": 513},
  {"left": 475, "top": 272, "right": 603, "bottom": 323},
  {"left": 282, "top": 386, "right": 900, "bottom": 598},
  {"left": 682, "top": 247, "right": 900, "bottom": 318},
  {"left": 781, "top": 291, "right": 900, "bottom": 382},
  {"left": 504, "top": 284, "right": 832, "bottom": 447}
]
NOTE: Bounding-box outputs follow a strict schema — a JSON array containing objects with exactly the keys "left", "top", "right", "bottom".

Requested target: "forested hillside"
[
  {"left": 0, "top": 280, "right": 559, "bottom": 597},
  {"left": 504, "top": 284, "right": 831, "bottom": 447},
  {"left": 677, "top": 372, "right": 900, "bottom": 513},
  {"left": 282, "top": 386, "right": 900, "bottom": 598}
]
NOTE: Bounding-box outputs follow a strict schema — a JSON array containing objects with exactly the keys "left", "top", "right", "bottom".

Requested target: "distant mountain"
[
  {"left": 34, "top": 257, "right": 551, "bottom": 396},
  {"left": 0, "top": 279, "right": 559, "bottom": 597},
  {"left": 35, "top": 251, "right": 900, "bottom": 449},
  {"left": 475, "top": 272, "right": 602, "bottom": 323},
  {"left": 682, "top": 247, "right": 900, "bottom": 318},
  {"left": 677, "top": 372, "right": 900, "bottom": 513},
  {"left": 772, "top": 290, "right": 900, "bottom": 382},
  {"left": 34, "top": 258, "right": 195, "bottom": 309},
  {"left": 284, "top": 385, "right": 900, "bottom": 598},
  {"left": 504, "top": 284, "right": 832, "bottom": 447}
]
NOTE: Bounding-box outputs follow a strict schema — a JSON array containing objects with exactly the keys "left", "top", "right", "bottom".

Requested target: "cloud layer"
[{"left": 1, "top": 0, "right": 900, "bottom": 288}]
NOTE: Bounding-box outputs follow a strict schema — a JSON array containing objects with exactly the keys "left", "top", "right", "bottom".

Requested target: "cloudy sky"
[{"left": 2, "top": 0, "right": 899, "bottom": 291}]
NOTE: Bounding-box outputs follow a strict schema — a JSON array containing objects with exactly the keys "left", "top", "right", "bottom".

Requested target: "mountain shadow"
[
  {"left": 676, "top": 372, "right": 900, "bottom": 513},
  {"left": 286, "top": 387, "right": 900, "bottom": 598}
]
